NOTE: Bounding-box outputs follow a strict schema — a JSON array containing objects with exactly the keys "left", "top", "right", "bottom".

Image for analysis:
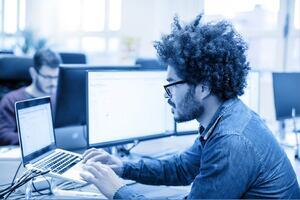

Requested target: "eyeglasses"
[
  {"left": 37, "top": 70, "right": 58, "bottom": 80},
  {"left": 164, "top": 80, "right": 186, "bottom": 98}
]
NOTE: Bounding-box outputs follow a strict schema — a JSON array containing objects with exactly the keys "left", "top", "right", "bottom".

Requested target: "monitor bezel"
[{"left": 86, "top": 68, "right": 175, "bottom": 148}]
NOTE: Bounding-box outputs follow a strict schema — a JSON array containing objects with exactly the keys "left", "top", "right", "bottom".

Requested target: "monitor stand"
[{"left": 55, "top": 125, "right": 87, "bottom": 151}]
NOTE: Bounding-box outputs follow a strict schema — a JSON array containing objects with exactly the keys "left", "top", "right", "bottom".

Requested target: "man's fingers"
[
  {"left": 89, "top": 154, "right": 110, "bottom": 163},
  {"left": 89, "top": 162, "right": 109, "bottom": 173},
  {"left": 82, "top": 148, "right": 97, "bottom": 157},
  {"left": 83, "top": 151, "right": 106, "bottom": 163},
  {"left": 80, "top": 171, "right": 98, "bottom": 184},
  {"left": 83, "top": 164, "right": 103, "bottom": 179},
  {"left": 83, "top": 148, "right": 106, "bottom": 158}
]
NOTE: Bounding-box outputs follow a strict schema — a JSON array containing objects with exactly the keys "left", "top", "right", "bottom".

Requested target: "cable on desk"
[
  {"left": 0, "top": 169, "right": 50, "bottom": 199},
  {"left": 11, "top": 162, "right": 22, "bottom": 186},
  {"left": 31, "top": 175, "right": 52, "bottom": 195}
]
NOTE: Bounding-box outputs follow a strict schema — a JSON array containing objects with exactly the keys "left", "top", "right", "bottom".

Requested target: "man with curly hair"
[{"left": 80, "top": 15, "right": 300, "bottom": 199}]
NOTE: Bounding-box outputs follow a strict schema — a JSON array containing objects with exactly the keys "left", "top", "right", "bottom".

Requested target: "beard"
[
  {"left": 36, "top": 79, "right": 56, "bottom": 95},
  {"left": 171, "top": 88, "right": 204, "bottom": 123}
]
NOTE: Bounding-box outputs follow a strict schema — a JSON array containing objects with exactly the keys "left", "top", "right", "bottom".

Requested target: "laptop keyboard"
[{"left": 34, "top": 151, "right": 82, "bottom": 174}]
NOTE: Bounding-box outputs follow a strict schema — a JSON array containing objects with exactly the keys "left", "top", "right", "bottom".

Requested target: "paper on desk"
[{"left": 0, "top": 146, "right": 21, "bottom": 160}]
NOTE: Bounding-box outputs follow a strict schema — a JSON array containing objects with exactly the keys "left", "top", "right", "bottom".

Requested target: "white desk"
[{"left": 1, "top": 134, "right": 299, "bottom": 199}]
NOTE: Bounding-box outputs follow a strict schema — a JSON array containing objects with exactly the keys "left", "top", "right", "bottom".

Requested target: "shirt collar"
[{"left": 198, "top": 98, "right": 238, "bottom": 140}]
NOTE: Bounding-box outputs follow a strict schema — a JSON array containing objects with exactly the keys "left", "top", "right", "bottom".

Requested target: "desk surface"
[{"left": 1, "top": 134, "right": 299, "bottom": 199}]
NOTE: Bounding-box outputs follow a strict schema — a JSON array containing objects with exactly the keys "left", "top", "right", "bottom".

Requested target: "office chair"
[
  {"left": 59, "top": 52, "right": 87, "bottom": 64},
  {"left": 0, "top": 55, "right": 32, "bottom": 100}
]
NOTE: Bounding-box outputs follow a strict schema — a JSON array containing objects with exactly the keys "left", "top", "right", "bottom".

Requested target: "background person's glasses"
[
  {"left": 164, "top": 80, "right": 186, "bottom": 98},
  {"left": 37, "top": 70, "right": 58, "bottom": 80}
]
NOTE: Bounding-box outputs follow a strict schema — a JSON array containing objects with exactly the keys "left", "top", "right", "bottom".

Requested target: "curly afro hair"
[{"left": 154, "top": 14, "right": 250, "bottom": 100}]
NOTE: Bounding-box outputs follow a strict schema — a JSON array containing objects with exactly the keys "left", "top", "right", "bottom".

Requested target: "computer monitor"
[
  {"left": 240, "top": 70, "right": 260, "bottom": 113},
  {"left": 55, "top": 65, "right": 87, "bottom": 128},
  {"left": 272, "top": 72, "right": 300, "bottom": 120},
  {"left": 87, "top": 69, "right": 174, "bottom": 147},
  {"left": 54, "top": 65, "right": 140, "bottom": 149}
]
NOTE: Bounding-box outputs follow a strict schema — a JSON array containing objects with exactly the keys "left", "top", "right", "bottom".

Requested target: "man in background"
[
  {"left": 80, "top": 14, "right": 300, "bottom": 199},
  {"left": 0, "top": 49, "right": 61, "bottom": 145}
]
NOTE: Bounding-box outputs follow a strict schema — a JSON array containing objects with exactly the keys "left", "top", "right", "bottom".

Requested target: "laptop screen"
[{"left": 16, "top": 97, "right": 55, "bottom": 164}]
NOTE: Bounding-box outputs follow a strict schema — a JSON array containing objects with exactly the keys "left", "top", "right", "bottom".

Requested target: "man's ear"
[
  {"left": 195, "top": 84, "right": 211, "bottom": 100},
  {"left": 29, "top": 67, "right": 37, "bottom": 81}
]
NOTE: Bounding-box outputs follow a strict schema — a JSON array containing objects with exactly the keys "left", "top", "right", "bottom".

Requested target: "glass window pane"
[
  {"left": 109, "top": 0, "right": 122, "bottom": 31},
  {"left": 58, "top": 0, "right": 81, "bottom": 32},
  {"left": 82, "top": 0, "right": 105, "bottom": 32},
  {"left": 288, "top": 38, "right": 300, "bottom": 69},
  {"left": 63, "top": 38, "right": 80, "bottom": 51},
  {"left": 204, "top": 0, "right": 280, "bottom": 31},
  {"left": 247, "top": 38, "right": 281, "bottom": 70},
  {"left": 294, "top": 0, "right": 300, "bottom": 29},
  {"left": 4, "top": 0, "right": 18, "bottom": 33},
  {"left": 108, "top": 37, "right": 119, "bottom": 52},
  {"left": 82, "top": 36, "right": 105, "bottom": 52},
  {"left": 0, "top": 1, "right": 3, "bottom": 32},
  {"left": 19, "top": 0, "right": 26, "bottom": 31}
]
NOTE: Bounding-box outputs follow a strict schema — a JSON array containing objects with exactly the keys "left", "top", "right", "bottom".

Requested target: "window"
[
  {"left": 4, "top": 0, "right": 18, "bottom": 34},
  {"left": 204, "top": 0, "right": 281, "bottom": 70},
  {"left": 295, "top": 0, "right": 300, "bottom": 29},
  {"left": 0, "top": 0, "right": 26, "bottom": 50},
  {"left": 204, "top": 0, "right": 280, "bottom": 31},
  {"left": 109, "top": 0, "right": 122, "bottom": 31},
  {"left": 82, "top": 0, "right": 105, "bottom": 32},
  {"left": 56, "top": 0, "right": 122, "bottom": 53}
]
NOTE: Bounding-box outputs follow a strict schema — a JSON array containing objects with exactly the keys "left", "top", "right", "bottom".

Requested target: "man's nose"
[{"left": 164, "top": 91, "right": 169, "bottom": 98}]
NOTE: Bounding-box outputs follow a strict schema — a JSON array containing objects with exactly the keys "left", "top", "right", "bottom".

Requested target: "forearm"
[{"left": 121, "top": 155, "right": 195, "bottom": 186}]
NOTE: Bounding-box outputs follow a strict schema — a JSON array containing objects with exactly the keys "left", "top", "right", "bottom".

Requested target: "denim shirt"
[{"left": 114, "top": 98, "right": 300, "bottom": 199}]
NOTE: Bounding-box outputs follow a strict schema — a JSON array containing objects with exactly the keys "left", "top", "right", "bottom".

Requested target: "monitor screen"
[
  {"left": 54, "top": 65, "right": 140, "bottom": 128},
  {"left": 16, "top": 99, "right": 55, "bottom": 158},
  {"left": 273, "top": 72, "right": 300, "bottom": 120},
  {"left": 87, "top": 69, "right": 174, "bottom": 147}
]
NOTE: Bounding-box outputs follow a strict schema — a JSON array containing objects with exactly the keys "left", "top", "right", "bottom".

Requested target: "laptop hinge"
[{"left": 28, "top": 149, "right": 56, "bottom": 165}]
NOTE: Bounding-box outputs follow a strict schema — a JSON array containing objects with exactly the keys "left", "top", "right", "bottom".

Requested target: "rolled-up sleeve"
[{"left": 121, "top": 138, "right": 202, "bottom": 186}]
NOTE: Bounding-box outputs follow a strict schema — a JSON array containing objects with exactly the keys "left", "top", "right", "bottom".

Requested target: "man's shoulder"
[
  {"left": 216, "top": 100, "right": 253, "bottom": 134},
  {"left": 0, "top": 87, "right": 30, "bottom": 106}
]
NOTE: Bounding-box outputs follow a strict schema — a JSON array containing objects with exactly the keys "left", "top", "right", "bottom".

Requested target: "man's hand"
[
  {"left": 82, "top": 148, "right": 124, "bottom": 176},
  {"left": 80, "top": 162, "right": 125, "bottom": 199}
]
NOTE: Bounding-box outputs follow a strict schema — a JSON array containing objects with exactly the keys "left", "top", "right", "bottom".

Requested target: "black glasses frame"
[
  {"left": 36, "top": 70, "right": 59, "bottom": 80},
  {"left": 164, "top": 80, "right": 186, "bottom": 98}
]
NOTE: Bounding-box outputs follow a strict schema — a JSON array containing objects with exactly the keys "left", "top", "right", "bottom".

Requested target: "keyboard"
[{"left": 34, "top": 151, "right": 82, "bottom": 174}]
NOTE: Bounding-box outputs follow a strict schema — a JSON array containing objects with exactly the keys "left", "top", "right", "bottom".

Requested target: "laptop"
[{"left": 15, "top": 96, "right": 86, "bottom": 184}]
